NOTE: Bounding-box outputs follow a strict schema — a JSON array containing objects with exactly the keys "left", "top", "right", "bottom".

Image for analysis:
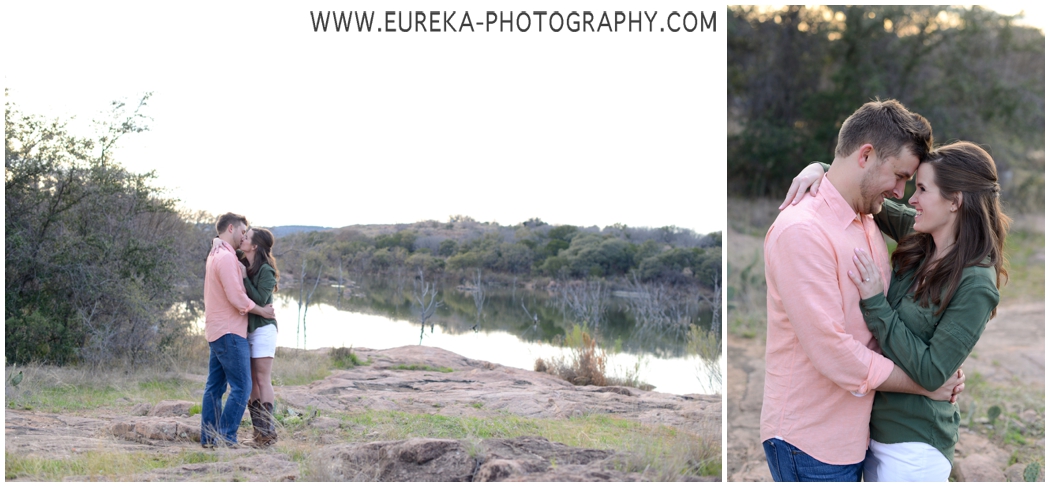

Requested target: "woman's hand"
[
  {"left": 847, "top": 248, "right": 883, "bottom": 299},
  {"left": 210, "top": 237, "right": 224, "bottom": 254},
  {"left": 240, "top": 262, "right": 248, "bottom": 279},
  {"left": 779, "top": 162, "right": 826, "bottom": 210},
  {"left": 927, "top": 369, "right": 965, "bottom": 403}
]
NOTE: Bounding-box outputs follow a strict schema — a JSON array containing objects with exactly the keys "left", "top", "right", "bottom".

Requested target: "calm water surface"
[{"left": 228, "top": 278, "right": 722, "bottom": 395}]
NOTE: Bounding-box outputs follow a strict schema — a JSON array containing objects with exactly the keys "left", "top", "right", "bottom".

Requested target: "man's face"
[
  {"left": 859, "top": 146, "right": 919, "bottom": 215},
  {"left": 230, "top": 223, "right": 248, "bottom": 247}
]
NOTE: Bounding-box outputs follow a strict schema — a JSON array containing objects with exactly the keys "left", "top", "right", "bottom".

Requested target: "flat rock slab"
[
  {"left": 279, "top": 345, "right": 720, "bottom": 438},
  {"left": 314, "top": 435, "right": 697, "bottom": 482},
  {"left": 7, "top": 346, "right": 718, "bottom": 482},
  {"left": 62, "top": 453, "right": 299, "bottom": 482},
  {"left": 109, "top": 417, "right": 201, "bottom": 444}
]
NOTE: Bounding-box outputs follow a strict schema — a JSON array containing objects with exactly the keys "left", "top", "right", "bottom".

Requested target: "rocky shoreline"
[{"left": 5, "top": 345, "right": 721, "bottom": 481}]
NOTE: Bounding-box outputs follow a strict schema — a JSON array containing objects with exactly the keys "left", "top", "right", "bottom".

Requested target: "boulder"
[
  {"left": 110, "top": 418, "right": 200, "bottom": 444},
  {"left": 317, "top": 438, "right": 475, "bottom": 482},
  {"left": 129, "top": 403, "right": 152, "bottom": 416},
  {"left": 954, "top": 454, "right": 1006, "bottom": 482},
  {"left": 149, "top": 400, "right": 196, "bottom": 417}
]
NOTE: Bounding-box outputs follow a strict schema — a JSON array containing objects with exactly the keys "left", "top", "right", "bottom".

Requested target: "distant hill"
[{"left": 269, "top": 225, "right": 332, "bottom": 238}]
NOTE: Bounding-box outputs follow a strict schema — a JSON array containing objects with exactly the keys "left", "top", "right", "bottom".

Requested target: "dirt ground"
[
  {"left": 5, "top": 346, "right": 720, "bottom": 481},
  {"left": 727, "top": 246, "right": 1045, "bottom": 482}
]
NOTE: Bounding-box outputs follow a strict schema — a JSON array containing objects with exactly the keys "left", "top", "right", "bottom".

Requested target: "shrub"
[
  {"left": 329, "top": 347, "right": 362, "bottom": 369},
  {"left": 538, "top": 325, "right": 608, "bottom": 386}
]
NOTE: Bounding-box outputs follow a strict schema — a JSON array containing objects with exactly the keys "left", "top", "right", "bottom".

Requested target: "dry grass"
[
  {"left": 271, "top": 348, "right": 331, "bottom": 387},
  {"left": 5, "top": 343, "right": 719, "bottom": 481},
  {"left": 535, "top": 325, "right": 608, "bottom": 386},
  {"left": 297, "top": 409, "right": 720, "bottom": 480},
  {"left": 4, "top": 449, "right": 219, "bottom": 481},
  {"left": 4, "top": 362, "right": 199, "bottom": 413}
]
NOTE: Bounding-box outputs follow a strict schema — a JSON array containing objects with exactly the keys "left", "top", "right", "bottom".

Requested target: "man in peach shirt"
[
  {"left": 761, "top": 100, "right": 963, "bottom": 481},
  {"left": 201, "top": 212, "right": 276, "bottom": 448}
]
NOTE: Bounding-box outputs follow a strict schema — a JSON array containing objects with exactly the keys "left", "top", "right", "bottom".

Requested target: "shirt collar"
[{"left": 816, "top": 174, "right": 865, "bottom": 231}]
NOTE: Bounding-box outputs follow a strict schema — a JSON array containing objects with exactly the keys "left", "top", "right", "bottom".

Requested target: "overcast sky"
[{"left": 4, "top": 1, "right": 726, "bottom": 234}]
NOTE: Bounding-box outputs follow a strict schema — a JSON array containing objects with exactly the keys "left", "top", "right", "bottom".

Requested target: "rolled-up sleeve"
[
  {"left": 216, "top": 253, "right": 254, "bottom": 315},
  {"left": 770, "top": 223, "right": 895, "bottom": 394}
]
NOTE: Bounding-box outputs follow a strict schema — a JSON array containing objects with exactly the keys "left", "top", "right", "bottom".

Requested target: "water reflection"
[{"left": 267, "top": 277, "right": 722, "bottom": 395}]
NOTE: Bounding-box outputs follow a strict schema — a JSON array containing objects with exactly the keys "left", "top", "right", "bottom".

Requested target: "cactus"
[
  {"left": 1023, "top": 462, "right": 1040, "bottom": 482},
  {"left": 987, "top": 405, "right": 1001, "bottom": 423}
]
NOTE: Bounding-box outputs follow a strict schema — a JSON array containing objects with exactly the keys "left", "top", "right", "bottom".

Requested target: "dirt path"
[
  {"left": 727, "top": 301, "right": 1045, "bottom": 482},
  {"left": 5, "top": 346, "right": 720, "bottom": 481}
]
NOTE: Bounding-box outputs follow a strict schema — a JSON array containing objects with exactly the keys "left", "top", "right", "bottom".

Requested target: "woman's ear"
[{"left": 951, "top": 192, "right": 962, "bottom": 212}]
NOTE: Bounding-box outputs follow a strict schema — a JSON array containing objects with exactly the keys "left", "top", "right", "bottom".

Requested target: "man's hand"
[
  {"left": 927, "top": 369, "right": 965, "bottom": 403},
  {"left": 249, "top": 304, "right": 275, "bottom": 320}
]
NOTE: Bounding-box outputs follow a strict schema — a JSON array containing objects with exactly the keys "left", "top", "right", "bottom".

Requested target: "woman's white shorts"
[
  {"left": 248, "top": 325, "right": 277, "bottom": 358},
  {"left": 864, "top": 438, "right": 951, "bottom": 482}
]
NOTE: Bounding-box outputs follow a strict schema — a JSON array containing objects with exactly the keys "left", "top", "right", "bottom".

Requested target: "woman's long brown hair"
[
  {"left": 891, "top": 141, "right": 1010, "bottom": 317},
  {"left": 247, "top": 228, "right": 280, "bottom": 291}
]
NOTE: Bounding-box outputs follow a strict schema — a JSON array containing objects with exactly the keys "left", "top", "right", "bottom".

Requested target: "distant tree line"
[
  {"left": 4, "top": 95, "right": 721, "bottom": 366},
  {"left": 5, "top": 94, "right": 210, "bottom": 366},
  {"left": 275, "top": 216, "right": 722, "bottom": 288},
  {"left": 729, "top": 5, "right": 1044, "bottom": 209}
]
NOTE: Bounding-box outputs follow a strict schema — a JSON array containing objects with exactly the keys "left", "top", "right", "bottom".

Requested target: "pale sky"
[{"left": 3, "top": 1, "right": 726, "bottom": 234}]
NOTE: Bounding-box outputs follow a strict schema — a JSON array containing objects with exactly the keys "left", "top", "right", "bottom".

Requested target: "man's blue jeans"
[
  {"left": 763, "top": 438, "right": 863, "bottom": 482},
  {"left": 201, "top": 333, "right": 252, "bottom": 446}
]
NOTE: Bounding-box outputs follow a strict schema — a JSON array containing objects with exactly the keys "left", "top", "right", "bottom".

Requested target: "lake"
[{"left": 261, "top": 276, "right": 722, "bottom": 395}]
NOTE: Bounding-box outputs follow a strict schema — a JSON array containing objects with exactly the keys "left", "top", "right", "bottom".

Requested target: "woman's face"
[
  {"left": 908, "top": 163, "right": 958, "bottom": 238},
  {"left": 240, "top": 229, "right": 256, "bottom": 253}
]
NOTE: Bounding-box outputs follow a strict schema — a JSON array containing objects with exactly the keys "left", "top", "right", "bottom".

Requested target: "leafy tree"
[{"left": 5, "top": 93, "right": 207, "bottom": 365}]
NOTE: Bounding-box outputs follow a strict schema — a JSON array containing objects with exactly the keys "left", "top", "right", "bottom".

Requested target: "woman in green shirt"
[
  {"left": 784, "top": 142, "right": 1009, "bottom": 481},
  {"left": 237, "top": 227, "right": 281, "bottom": 446}
]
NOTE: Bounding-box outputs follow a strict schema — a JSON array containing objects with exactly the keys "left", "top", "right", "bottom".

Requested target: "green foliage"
[
  {"left": 728, "top": 6, "right": 1044, "bottom": 198},
  {"left": 438, "top": 239, "right": 458, "bottom": 257},
  {"left": 988, "top": 405, "right": 1002, "bottom": 423},
  {"left": 1024, "top": 462, "right": 1040, "bottom": 482},
  {"left": 686, "top": 324, "right": 722, "bottom": 392},
  {"left": 374, "top": 230, "right": 417, "bottom": 252},
  {"left": 275, "top": 215, "right": 721, "bottom": 292},
  {"left": 538, "top": 325, "right": 608, "bottom": 386},
  {"left": 5, "top": 94, "right": 209, "bottom": 365},
  {"left": 329, "top": 346, "right": 362, "bottom": 369}
]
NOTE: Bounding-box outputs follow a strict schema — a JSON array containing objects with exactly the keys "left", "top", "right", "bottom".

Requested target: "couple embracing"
[
  {"left": 761, "top": 100, "right": 1010, "bottom": 481},
  {"left": 201, "top": 212, "right": 282, "bottom": 448}
]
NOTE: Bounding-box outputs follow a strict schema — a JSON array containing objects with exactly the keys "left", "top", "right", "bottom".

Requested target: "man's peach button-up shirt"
[
  {"left": 203, "top": 240, "right": 254, "bottom": 342},
  {"left": 760, "top": 174, "right": 896, "bottom": 465}
]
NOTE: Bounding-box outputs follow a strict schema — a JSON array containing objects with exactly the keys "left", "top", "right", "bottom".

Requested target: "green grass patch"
[
  {"left": 272, "top": 349, "right": 332, "bottom": 386},
  {"left": 959, "top": 371, "right": 1044, "bottom": 459},
  {"left": 390, "top": 364, "right": 453, "bottom": 373},
  {"left": 315, "top": 409, "right": 719, "bottom": 479},
  {"left": 329, "top": 346, "right": 364, "bottom": 369},
  {"left": 5, "top": 366, "right": 198, "bottom": 413},
  {"left": 1001, "top": 228, "right": 1044, "bottom": 303},
  {"left": 5, "top": 450, "right": 218, "bottom": 481}
]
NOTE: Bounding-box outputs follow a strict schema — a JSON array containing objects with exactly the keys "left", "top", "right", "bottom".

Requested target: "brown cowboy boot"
[
  {"left": 259, "top": 401, "right": 278, "bottom": 446},
  {"left": 247, "top": 399, "right": 264, "bottom": 444}
]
